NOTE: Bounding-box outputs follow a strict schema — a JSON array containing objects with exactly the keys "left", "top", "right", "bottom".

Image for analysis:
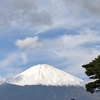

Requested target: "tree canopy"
[{"left": 82, "top": 55, "right": 100, "bottom": 93}]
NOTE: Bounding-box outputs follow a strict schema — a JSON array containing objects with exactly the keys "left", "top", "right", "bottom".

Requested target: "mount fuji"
[
  {"left": 8, "top": 64, "right": 83, "bottom": 86},
  {"left": 0, "top": 64, "right": 100, "bottom": 100}
]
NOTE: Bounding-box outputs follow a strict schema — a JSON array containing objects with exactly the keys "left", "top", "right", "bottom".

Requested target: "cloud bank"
[
  {"left": 0, "top": 0, "right": 52, "bottom": 30},
  {"left": 0, "top": 0, "right": 99, "bottom": 32},
  {"left": 63, "top": 0, "right": 100, "bottom": 16}
]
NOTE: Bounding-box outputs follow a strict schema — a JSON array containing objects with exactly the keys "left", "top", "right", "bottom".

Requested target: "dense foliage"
[{"left": 82, "top": 55, "right": 100, "bottom": 93}]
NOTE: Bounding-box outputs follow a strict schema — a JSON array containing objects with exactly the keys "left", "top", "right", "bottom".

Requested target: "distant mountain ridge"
[
  {"left": 0, "top": 84, "right": 100, "bottom": 100},
  {"left": 8, "top": 64, "right": 83, "bottom": 86}
]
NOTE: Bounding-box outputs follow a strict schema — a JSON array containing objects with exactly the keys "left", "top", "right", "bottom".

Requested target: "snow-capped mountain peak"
[{"left": 8, "top": 64, "right": 83, "bottom": 86}]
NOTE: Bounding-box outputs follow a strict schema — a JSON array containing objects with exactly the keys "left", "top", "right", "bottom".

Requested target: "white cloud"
[
  {"left": 57, "top": 29, "right": 99, "bottom": 49},
  {"left": 15, "top": 36, "right": 42, "bottom": 49}
]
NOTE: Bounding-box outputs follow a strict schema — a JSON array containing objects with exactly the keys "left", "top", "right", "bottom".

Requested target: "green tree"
[{"left": 82, "top": 55, "right": 100, "bottom": 93}]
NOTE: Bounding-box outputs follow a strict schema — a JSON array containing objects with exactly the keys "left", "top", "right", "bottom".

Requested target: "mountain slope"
[
  {"left": 0, "top": 84, "right": 100, "bottom": 100},
  {"left": 8, "top": 64, "right": 83, "bottom": 86}
]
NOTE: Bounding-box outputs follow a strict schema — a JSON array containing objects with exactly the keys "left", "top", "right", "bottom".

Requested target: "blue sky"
[{"left": 0, "top": 0, "right": 100, "bottom": 80}]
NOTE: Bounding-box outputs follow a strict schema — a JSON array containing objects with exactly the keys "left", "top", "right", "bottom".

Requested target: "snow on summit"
[{"left": 8, "top": 64, "right": 83, "bottom": 86}]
